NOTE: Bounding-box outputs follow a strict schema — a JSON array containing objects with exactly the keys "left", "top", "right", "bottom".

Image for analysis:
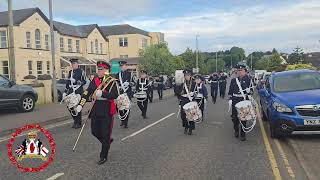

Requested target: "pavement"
[{"left": 0, "top": 84, "right": 313, "bottom": 180}]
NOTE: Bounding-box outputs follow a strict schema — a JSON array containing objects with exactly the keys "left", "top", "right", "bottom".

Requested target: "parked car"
[
  {"left": 0, "top": 75, "right": 38, "bottom": 112},
  {"left": 259, "top": 70, "right": 320, "bottom": 138},
  {"left": 56, "top": 78, "right": 90, "bottom": 102}
]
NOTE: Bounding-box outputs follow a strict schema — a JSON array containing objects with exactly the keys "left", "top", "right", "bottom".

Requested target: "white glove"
[
  {"left": 76, "top": 105, "right": 82, "bottom": 113},
  {"left": 228, "top": 100, "right": 232, "bottom": 112},
  {"left": 70, "top": 78, "right": 76, "bottom": 84},
  {"left": 96, "top": 90, "right": 102, "bottom": 98},
  {"left": 62, "top": 93, "right": 67, "bottom": 100}
]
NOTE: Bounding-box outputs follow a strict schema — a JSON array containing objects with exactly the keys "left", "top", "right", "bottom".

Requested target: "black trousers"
[
  {"left": 157, "top": 86, "right": 163, "bottom": 99},
  {"left": 91, "top": 116, "right": 113, "bottom": 159},
  {"left": 180, "top": 107, "right": 195, "bottom": 130},
  {"left": 211, "top": 86, "right": 218, "bottom": 103},
  {"left": 231, "top": 104, "right": 246, "bottom": 137},
  {"left": 137, "top": 99, "right": 148, "bottom": 116},
  {"left": 119, "top": 109, "right": 130, "bottom": 126},
  {"left": 70, "top": 109, "right": 82, "bottom": 125},
  {"left": 219, "top": 84, "right": 226, "bottom": 98},
  {"left": 148, "top": 90, "right": 153, "bottom": 102}
]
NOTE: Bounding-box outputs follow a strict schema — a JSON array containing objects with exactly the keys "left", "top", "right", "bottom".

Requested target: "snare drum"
[
  {"left": 183, "top": 101, "right": 202, "bottom": 123},
  {"left": 116, "top": 93, "right": 131, "bottom": 110},
  {"left": 134, "top": 91, "right": 147, "bottom": 101},
  {"left": 235, "top": 100, "right": 256, "bottom": 121}
]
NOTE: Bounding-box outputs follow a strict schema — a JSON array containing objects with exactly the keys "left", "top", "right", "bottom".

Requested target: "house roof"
[
  {"left": 110, "top": 57, "right": 140, "bottom": 65},
  {"left": 100, "top": 24, "right": 150, "bottom": 37},
  {"left": 0, "top": 7, "right": 53, "bottom": 28}
]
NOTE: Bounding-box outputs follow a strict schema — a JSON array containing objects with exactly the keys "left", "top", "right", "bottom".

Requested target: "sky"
[{"left": 1, "top": 0, "right": 320, "bottom": 55}]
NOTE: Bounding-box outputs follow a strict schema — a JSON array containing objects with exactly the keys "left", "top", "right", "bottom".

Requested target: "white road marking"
[
  {"left": 121, "top": 113, "right": 175, "bottom": 141},
  {"left": 46, "top": 173, "right": 64, "bottom": 180}
]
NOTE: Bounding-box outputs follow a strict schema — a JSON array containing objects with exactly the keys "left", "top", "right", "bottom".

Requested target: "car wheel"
[
  {"left": 269, "top": 121, "right": 279, "bottom": 139},
  {"left": 19, "top": 94, "right": 35, "bottom": 113},
  {"left": 260, "top": 100, "right": 268, "bottom": 121}
]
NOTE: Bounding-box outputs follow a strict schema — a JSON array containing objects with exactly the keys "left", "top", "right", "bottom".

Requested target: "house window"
[
  {"left": 100, "top": 43, "right": 103, "bottom": 54},
  {"left": 119, "top": 37, "right": 128, "bottom": 47},
  {"left": 28, "top": 61, "right": 33, "bottom": 75},
  {"left": 120, "top": 55, "right": 128, "bottom": 59},
  {"left": 142, "top": 38, "right": 148, "bottom": 48},
  {"left": 46, "top": 61, "right": 50, "bottom": 74},
  {"left": 0, "top": 31, "right": 7, "bottom": 48},
  {"left": 76, "top": 40, "right": 80, "bottom": 53},
  {"left": 95, "top": 39, "right": 98, "bottom": 54},
  {"left": 68, "top": 39, "right": 72, "bottom": 52},
  {"left": 26, "top": 32, "right": 31, "bottom": 48},
  {"left": 60, "top": 37, "right": 64, "bottom": 52},
  {"left": 37, "top": 61, "right": 43, "bottom": 75},
  {"left": 90, "top": 41, "right": 93, "bottom": 53},
  {"left": 45, "top": 34, "right": 49, "bottom": 50},
  {"left": 35, "top": 29, "right": 41, "bottom": 49},
  {"left": 2, "top": 61, "right": 9, "bottom": 78}
]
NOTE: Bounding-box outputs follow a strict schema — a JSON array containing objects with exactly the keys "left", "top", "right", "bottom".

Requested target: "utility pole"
[
  {"left": 7, "top": 0, "right": 16, "bottom": 81},
  {"left": 49, "top": 0, "right": 58, "bottom": 102},
  {"left": 196, "top": 35, "right": 199, "bottom": 73},
  {"left": 215, "top": 51, "right": 218, "bottom": 72}
]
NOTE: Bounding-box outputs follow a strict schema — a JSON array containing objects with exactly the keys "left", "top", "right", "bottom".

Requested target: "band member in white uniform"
[{"left": 135, "top": 70, "right": 150, "bottom": 119}]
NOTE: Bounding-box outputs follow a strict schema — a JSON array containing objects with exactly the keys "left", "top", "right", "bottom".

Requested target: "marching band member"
[
  {"left": 63, "top": 58, "right": 86, "bottom": 129},
  {"left": 75, "top": 61, "right": 119, "bottom": 165},
  {"left": 209, "top": 73, "right": 219, "bottom": 104},
  {"left": 148, "top": 76, "right": 154, "bottom": 103},
  {"left": 136, "top": 70, "right": 150, "bottom": 119},
  {"left": 115, "top": 61, "right": 133, "bottom": 128},
  {"left": 194, "top": 75, "right": 208, "bottom": 119},
  {"left": 156, "top": 75, "right": 164, "bottom": 100},
  {"left": 219, "top": 71, "right": 227, "bottom": 99},
  {"left": 174, "top": 69, "right": 196, "bottom": 135},
  {"left": 228, "top": 64, "right": 251, "bottom": 141}
]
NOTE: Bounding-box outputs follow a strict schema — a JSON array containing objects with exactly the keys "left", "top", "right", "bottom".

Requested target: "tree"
[
  {"left": 288, "top": 47, "right": 305, "bottom": 64},
  {"left": 286, "top": 63, "right": 316, "bottom": 71},
  {"left": 139, "top": 43, "right": 174, "bottom": 76},
  {"left": 255, "top": 52, "right": 284, "bottom": 71}
]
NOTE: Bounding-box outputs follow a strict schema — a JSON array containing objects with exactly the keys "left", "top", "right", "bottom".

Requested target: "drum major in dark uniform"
[
  {"left": 63, "top": 58, "right": 86, "bottom": 129},
  {"left": 174, "top": 69, "right": 197, "bottom": 135},
  {"left": 228, "top": 64, "right": 251, "bottom": 141},
  {"left": 76, "top": 61, "right": 119, "bottom": 165},
  {"left": 209, "top": 73, "right": 219, "bottom": 103},
  {"left": 115, "top": 61, "right": 133, "bottom": 128}
]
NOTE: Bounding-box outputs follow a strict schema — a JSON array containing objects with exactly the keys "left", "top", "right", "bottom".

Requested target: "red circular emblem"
[{"left": 7, "top": 124, "right": 56, "bottom": 172}]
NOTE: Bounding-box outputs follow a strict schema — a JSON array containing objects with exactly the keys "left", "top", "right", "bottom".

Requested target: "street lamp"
[{"left": 49, "top": 0, "right": 58, "bottom": 102}]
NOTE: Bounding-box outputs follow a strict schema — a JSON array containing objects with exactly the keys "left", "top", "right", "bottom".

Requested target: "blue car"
[{"left": 259, "top": 69, "right": 320, "bottom": 138}]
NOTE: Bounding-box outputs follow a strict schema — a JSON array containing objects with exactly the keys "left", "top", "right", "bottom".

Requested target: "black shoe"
[
  {"left": 143, "top": 115, "right": 147, "bottom": 119},
  {"left": 124, "top": 125, "right": 128, "bottom": 128},
  {"left": 184, "top": 128, "right": 188, "bottom": 134},
  {"left": 110, "top": 138, "right": 114, "bottom": 144},
  {"left": 234, "top": 131, "right": 239, "bottom": 138},
  {"left": 240, "top": 136, "right": 246, "bottom": 141},
  {"left": 120, "top": 121, "right": 124, "bottom": 127},
  {"left": 72, "top": 124, "right": 76, "bottom": 128},
  {"left": 75, "top": 124, "right": 81, "bottom": 129},
  {"left": 188, "top": 129, "right": 192, "bottom": 135},
  {"left": 97, "top": 158, "right": 107, "bottom": 165}
]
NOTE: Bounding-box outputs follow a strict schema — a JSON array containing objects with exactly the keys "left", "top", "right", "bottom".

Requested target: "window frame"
[
  {"left": 0, "top": 31, "right": 7, "bottom": 48},
  {"left": 60, "top": 37, "right": 64, "bottom": 52},
  {"left": 45, "top": 34, "right": 50, "bottom": 50},
  {"left": 119, "top": 37, "right": 128, "bottom": 47},
  {"left": 67, "top": 39, "right": 72, "bottom": 52},
  {"left": 26, "top": 32, "right": 31, "bottom": 48},
  {"left": 46, "top": 61, "right": 50, "bottom": 74},
  {"left": 76, "top": 40, "right": 80, "bottom": 53},
  {"left": 28, "top": 60, "right": 33, "bottom": 75},
  {"left": 2, "top": 61, "right": 9, "bottom": 78},
  {"left": 95, "top": 39, "right": 99, "bottom": 54},
  {"left": 37, "top": 61, "right": 43, "bottom": 75},
  {"left": 90, "top": 41, "right": 93, "bottom": 53},
  {"left": 100, "top": 43, "right": 103, "bottom": 54},
  {"left": 35, "top": 29, "right": 41, "bottom": 49}
]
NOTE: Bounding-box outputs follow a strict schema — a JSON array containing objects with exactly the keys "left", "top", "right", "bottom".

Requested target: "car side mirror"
[{"left": 259, "top": 89, "right": 270, "bottom": 97}]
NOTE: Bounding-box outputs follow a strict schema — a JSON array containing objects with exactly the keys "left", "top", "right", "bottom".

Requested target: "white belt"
[
  {"left": 232, "top": 93, "right": 243, "bottom": 98},
  {"left": 96, "top": 97, "right": 108, "bottom": 100}
]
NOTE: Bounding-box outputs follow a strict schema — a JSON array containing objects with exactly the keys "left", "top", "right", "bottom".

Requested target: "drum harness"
[
  {"left": 235, "top": 78, "right": 256, "bottom": 133},
  {"left": 117, "top": 72, "right": 131, "bottom": 121},
  {"left": 60, "top": 70, "right": 82, "bottom": 116}
]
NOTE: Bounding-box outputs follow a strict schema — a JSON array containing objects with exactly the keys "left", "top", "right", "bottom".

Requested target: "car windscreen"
[{"left": 273, "top": 72, "right": 320, "bottom": 92}]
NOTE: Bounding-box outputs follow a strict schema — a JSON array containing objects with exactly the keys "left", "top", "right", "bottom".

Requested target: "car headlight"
[{"left": 272, "top": 102, "right": 292, "bottom": 113}]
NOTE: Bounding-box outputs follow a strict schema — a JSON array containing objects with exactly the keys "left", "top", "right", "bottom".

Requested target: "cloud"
[{"left": 121, "top": 0, "right": 320, "bottom": 54}]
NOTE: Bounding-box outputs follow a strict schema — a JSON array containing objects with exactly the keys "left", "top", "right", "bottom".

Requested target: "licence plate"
[{"left": 304, "top": 120, "right": 320, "bottom": 125}]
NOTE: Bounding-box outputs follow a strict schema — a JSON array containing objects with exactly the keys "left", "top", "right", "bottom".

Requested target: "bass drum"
[
  {"left": 134, "top": 91, "right": 147, "bottom": 101},
  {"left": 183, "top": 101, "right": 202, "bottom": 123},
  {"left": 116, "top": 93, "right": 131, "bottom": 110}
]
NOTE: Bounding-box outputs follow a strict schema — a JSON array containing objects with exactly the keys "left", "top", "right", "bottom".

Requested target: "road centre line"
[
  {"left": 46, "top": 173, "right": 64, "bottom": 180},
  {"left": 256, "top": 102, "right": 282, "bottom": 180},
  {"left": 274, "top": 139, "right": 296, "bottom": 179},
  {"left": 121, "top": 113, "right": 175, "bottom": 141}
]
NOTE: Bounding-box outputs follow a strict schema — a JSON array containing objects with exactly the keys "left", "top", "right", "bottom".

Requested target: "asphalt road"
[{"left": 0, "top": 87, "right": 310, "bottom": 180}]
